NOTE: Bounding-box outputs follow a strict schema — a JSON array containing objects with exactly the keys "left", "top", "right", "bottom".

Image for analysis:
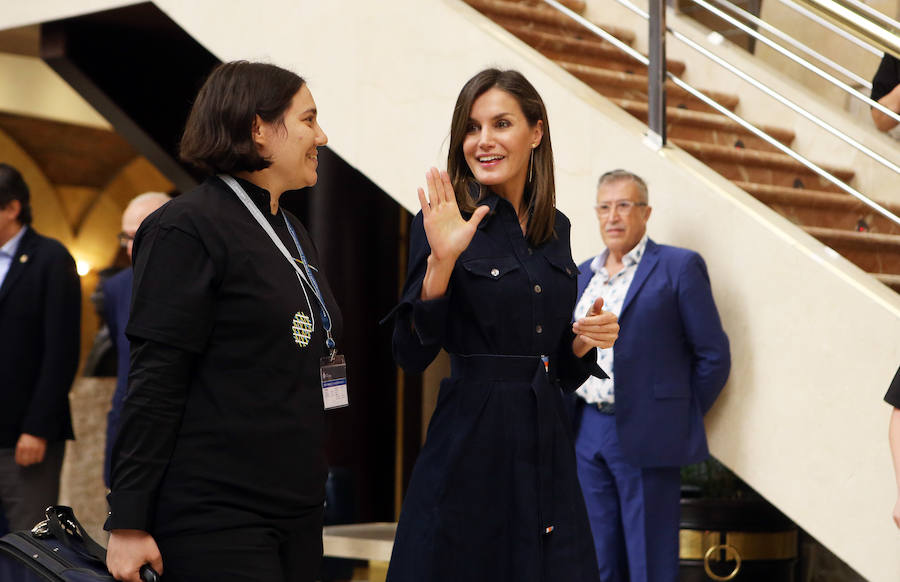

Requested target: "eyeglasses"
[
  {"left": 117, "top": 232, "right": 135, "bottom": 248},
  {"left": 594, "top": 200, "right": 648, "bottom": 217}
]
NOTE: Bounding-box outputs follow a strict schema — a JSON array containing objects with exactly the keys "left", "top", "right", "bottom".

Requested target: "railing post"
[{"left": 647, "top": 0, "right": 668, "bottom": 148}]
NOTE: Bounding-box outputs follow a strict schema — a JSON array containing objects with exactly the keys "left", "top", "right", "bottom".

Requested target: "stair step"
[
  {"left": 559, "top": 61, "right": 739, "bottom": 113},
  {"left": 737, "top": 181, "right": 900, "bottom": 235},
  {"left": 505, "top": 0, "right": 587, "bottom": 11},
  {"left": 464, "top": 0, "right": 636, "bottom": 44},
  {"left": 502, "top": 24, "right": 687, "bottom": 76},
  {"left": 673, "top": 139, "right": 855, "bottom": 192},
  {"left": 803, "top": 226, "right": 900, "bottom": 272},
  {"left": 874, "top": 273, "right": 900, "bottom": 292},
  {"left": 613, "top": 98, "right": 793, "bottom": 152}
]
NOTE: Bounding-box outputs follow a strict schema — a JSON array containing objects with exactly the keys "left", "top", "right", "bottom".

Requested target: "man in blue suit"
[
  {"left": 101, "top": 192, "right": 170, "bottom": 487},
  {"left": 572, "top": 170, "right": 730, "bottom": 582}
]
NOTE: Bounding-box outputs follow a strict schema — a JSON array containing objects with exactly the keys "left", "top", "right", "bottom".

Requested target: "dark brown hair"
[
  {"left": 0, "top": 163, "right": 31, "bottom": 225},
  {"left": 447, "top": 69, "right": 556, "bottom": 246},
  {"left": 180, "top": 61, "right": 305, "bottom": 174}
]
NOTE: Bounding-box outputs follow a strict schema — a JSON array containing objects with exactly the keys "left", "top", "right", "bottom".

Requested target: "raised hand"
[
  {"left": 418, "top": 168, "right": 489, "bottom": 263},
  {"left": 418, "top": 168, "right": 489, "bottom": 301},
  {"left": 572, "top": 297, "right": 619, "bottom": 357}
]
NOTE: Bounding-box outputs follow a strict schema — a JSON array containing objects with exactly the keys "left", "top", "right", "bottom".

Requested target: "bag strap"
[
  {"left": 40, "top": 506, "right": 161, "bottom": 582},
  {"left": 42, "top": 505, "right": 108, "bottom": 565}
]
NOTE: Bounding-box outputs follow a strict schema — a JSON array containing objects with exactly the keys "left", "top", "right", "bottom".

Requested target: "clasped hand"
[
  {"left": 107, "top": 529, "right": 162, "bottom": 582},
  {"left": 15, "top": 433, "right": 46, "bottom": 467},
  {"left": 572, "top": 297, "right": 619, "bottom": 357}
]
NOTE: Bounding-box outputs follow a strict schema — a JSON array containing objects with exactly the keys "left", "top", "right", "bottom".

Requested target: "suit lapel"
[
  {"left": 0, "top": 227, "right": 37, "bottom": 306},
  {"left": 619, "top": 239, "right": 660, "bottom": 321}
]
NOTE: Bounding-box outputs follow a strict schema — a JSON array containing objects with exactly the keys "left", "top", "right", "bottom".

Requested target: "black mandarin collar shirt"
[{"left": 107, "top": 175, "right": 342, "bottom": 535}]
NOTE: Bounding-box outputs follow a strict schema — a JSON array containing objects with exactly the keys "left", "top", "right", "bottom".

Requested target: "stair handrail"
[
  {"left": 794, "top": 0, "right": 900, "bottom": 61},
  {"left": 539, "top": 0, "right": 900, "bottom": 228},
  {"left": 684, "top": 0, "right": 900, "bottom": 125},
  {"left": 697, "top": 0, "right": 871, "bottom": 90},
  {"left": 773, "top": 0, "right": 882, "bottom": 57}
]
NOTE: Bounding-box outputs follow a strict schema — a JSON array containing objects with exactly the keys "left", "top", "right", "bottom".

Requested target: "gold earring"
[{"left": 528, "top": 144, "right": 536, "bottom": 183}]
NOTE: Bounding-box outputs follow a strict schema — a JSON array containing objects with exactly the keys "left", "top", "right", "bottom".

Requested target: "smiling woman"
[
  {"left": 384, "top": 69, "right": 620, "bottom": 582},
  {"left": 104, "top": 61, "right": 341, "bottom": 582}
]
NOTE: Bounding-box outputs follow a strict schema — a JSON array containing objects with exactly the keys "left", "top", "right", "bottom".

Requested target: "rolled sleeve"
[{"left": 125, "top": 219, "right": 217, "bottom": 354}]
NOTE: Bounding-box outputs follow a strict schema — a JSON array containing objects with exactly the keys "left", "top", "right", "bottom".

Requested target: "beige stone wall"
[{"left": 59, "top": 378, "right": 115, "bottom": 544}]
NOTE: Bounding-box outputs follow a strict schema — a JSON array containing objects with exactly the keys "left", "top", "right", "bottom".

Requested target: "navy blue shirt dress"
[{"left": 386, "top": 192, "right": 605, "bottom": 582}]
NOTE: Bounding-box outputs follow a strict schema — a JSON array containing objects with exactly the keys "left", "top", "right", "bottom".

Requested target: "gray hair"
[
  {"left": 597, "top": 169, "right": 648, "bottom": 203},
  {"left": 126, "top": 191, "right": 171, "bottom": 211}
]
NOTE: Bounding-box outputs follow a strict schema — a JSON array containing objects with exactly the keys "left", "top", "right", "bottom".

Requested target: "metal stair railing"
[
  {"left": 684, "top": 0, "right": 899, "bottom": 124},
  {"left": 693, "top": 0, "right": 872, "bottom": 90},
  {"left": 539, "top": 0, "right": 900, "bottom": 228}
]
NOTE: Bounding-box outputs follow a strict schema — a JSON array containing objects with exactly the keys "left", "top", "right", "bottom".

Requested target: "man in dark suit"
[
  {"left": 0, "top": 163, "right": 80, "bottom": 531},
  {"left": 101, "top": 191, "right": 170, "bottom": 487},
  {"left": 572, "top": 169, "right": 730, "bottom": 582}
]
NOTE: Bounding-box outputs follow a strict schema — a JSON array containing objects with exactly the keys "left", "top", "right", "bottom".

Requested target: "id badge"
[{"left": 320, "top": 354, "right": 349, "bottom": 410}]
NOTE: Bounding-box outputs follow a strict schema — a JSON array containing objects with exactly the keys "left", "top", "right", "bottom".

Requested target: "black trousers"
[{"left": 156, "top": 506, "right": 324, "bottom": 582}]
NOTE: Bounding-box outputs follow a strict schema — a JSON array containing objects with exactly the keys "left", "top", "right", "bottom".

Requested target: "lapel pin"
[{"left": 19, "top": 254, "right": 28, "bottom": 264}]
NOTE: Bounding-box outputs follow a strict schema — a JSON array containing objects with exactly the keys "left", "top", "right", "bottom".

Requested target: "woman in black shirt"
[
  {"left": 385, "top": 69, "right": 618, "bottom": 581},
  {"left": 105, "top": 61, "right": 341, "bottom": 582}
]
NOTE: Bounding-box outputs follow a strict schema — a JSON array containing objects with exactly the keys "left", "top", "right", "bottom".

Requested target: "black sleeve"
[
  {"left": 554, "top": 328, "right": 606, "bottom": 393},
  {"left": 871, "top": 53, "right": 900, "bottom": 103},
  {"left": 552, "top": 217, "right": 607, "bottom": 392},
  {"left": 107, "top": 206, "right": 218, "bottom": 531},
  {"left": 21, "top": 245, "right": 81, "bottom": 439},
  {"left": 885, "top": 365, "right": 900, "bottom": 408},
  {"left": 384, "top": 212, "right": 450, "bottom": 373},
  {"left": 106, "top": 340, "right": 193, "bottom": 531},
  {"left": 125, "top": 215, "right": 217, "bottom": 353}
]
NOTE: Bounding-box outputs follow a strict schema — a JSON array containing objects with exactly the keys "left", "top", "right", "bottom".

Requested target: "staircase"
[
  {"left": 463, "top": 0, "right": 900, "bottom": 292},
  {"left": 4, "top": 1, "right": 900, "bottom": 579}
]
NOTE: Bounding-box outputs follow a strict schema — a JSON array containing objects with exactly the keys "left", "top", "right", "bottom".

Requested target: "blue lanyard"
[{"left": 282, "top": 213, "right": 335, "bottom": 351}]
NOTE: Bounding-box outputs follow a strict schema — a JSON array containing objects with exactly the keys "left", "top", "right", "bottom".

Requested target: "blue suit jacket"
[
  {"left": 574, "top": 239, "right": 730, "bottom": 467},
  {"left": 101, "top": 267, "right": 133, "bottom": 486}
]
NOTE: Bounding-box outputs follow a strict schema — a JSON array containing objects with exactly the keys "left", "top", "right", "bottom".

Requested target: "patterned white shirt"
[{"left": 574, "top": 234, "right": 649, "bottom": 406}]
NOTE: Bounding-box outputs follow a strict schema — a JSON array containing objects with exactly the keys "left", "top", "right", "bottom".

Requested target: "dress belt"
[{"left": 449, "top": 353, "right": 558, "bottom": 536}]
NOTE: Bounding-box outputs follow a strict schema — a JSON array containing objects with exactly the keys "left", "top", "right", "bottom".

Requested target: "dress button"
[
  {"left": 534, "top": 284, "right": 542, "bottom": 294},
  {"left": 490, "top": 268, "right": 500, "bottom": 277},
  {"left": 536, "top": 325, "right": 543, "bottom": 334},
  {"left": 527, "top": 248, "right": 534, "bottom": 255}
]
